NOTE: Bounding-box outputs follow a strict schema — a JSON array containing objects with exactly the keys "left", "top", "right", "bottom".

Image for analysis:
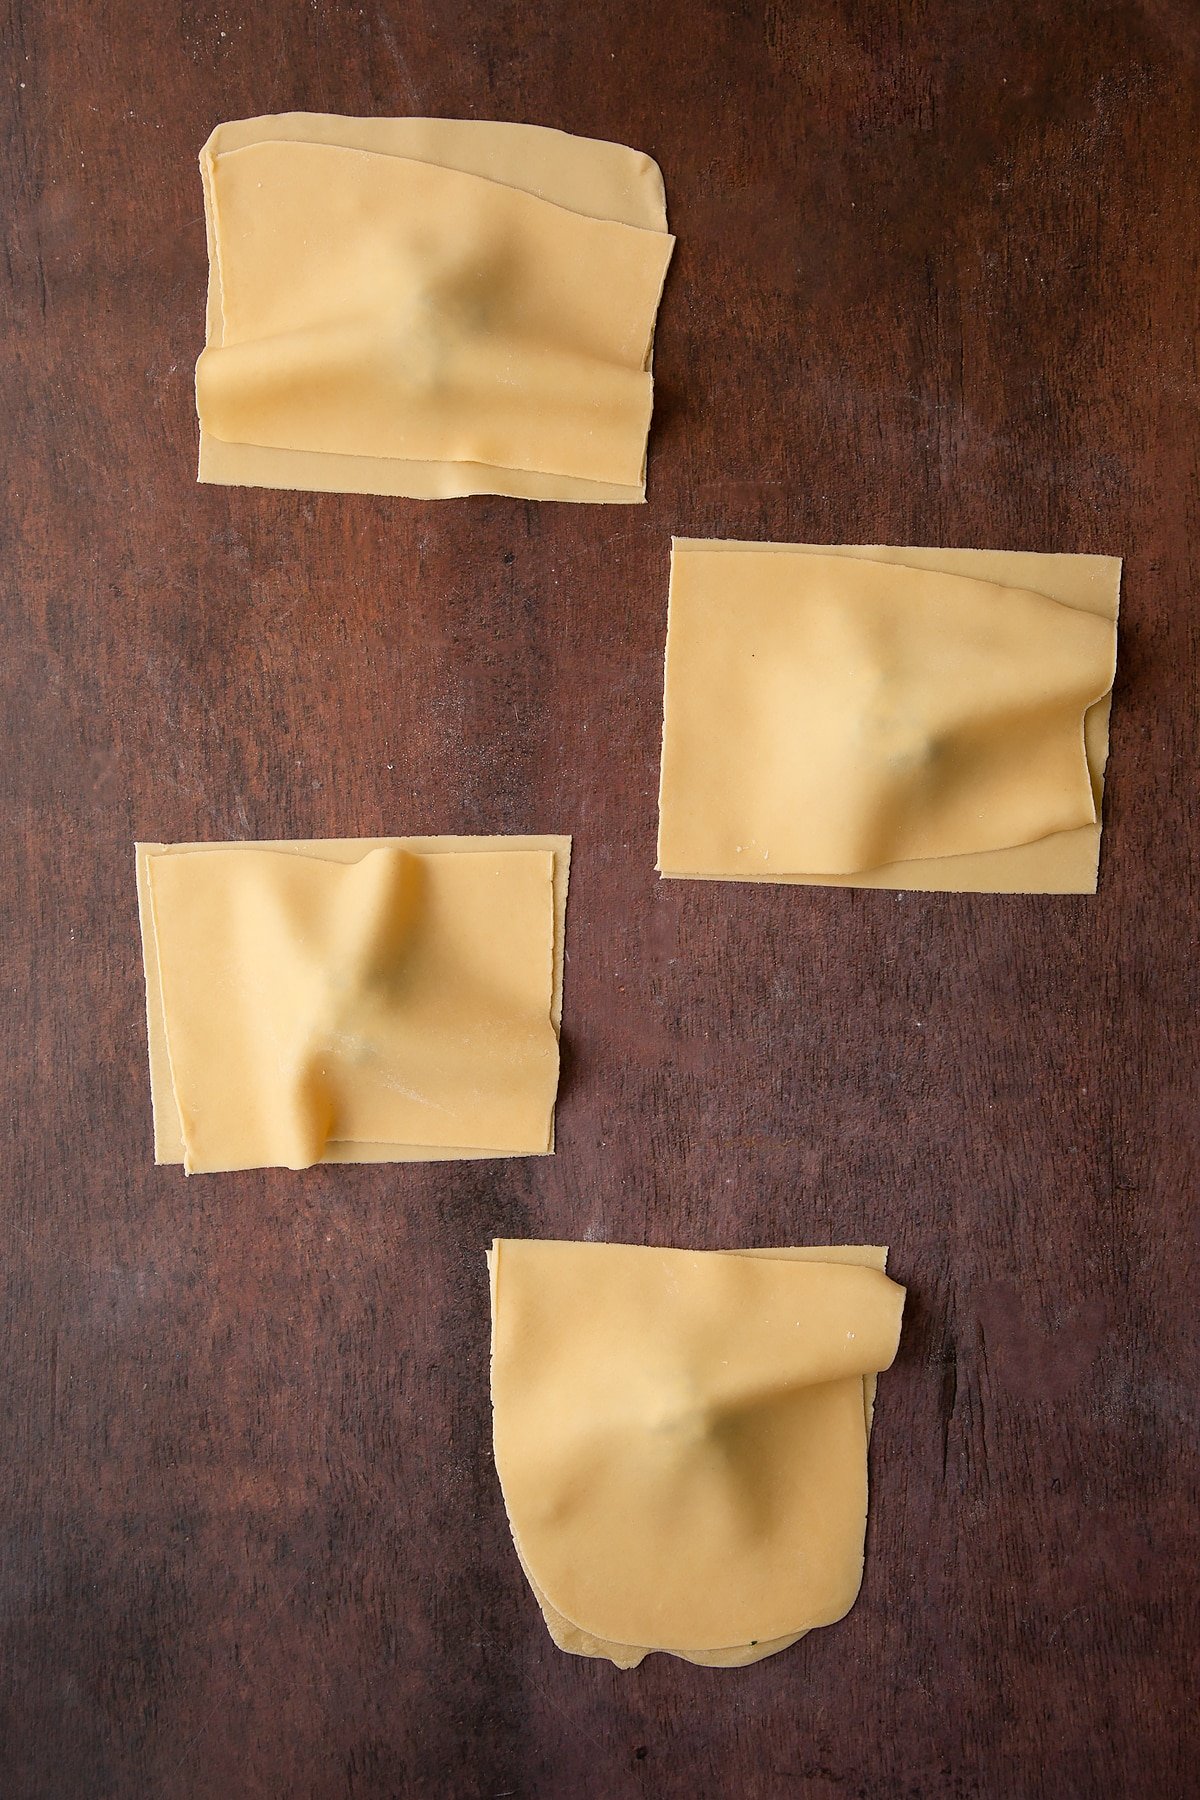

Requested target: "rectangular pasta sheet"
[
  {"left": 197, "top": 115, "right": 673, "bottom": 503},
  {"left": 136, "top": 835, "right": 571, "bottom": 1171},
  {"left": 657, "top": 540, "right": 1121, "bottom": 893}
]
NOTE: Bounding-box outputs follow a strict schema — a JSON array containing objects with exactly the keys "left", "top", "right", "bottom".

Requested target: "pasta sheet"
[
  {"left": 197, "top": 115, "right": 673, "bottom": 502},
  {"left": 490, "top": 1239, "right": 906, "bottom": 1667},
  {"left": 136, "top": 836, "right": 570, "bottom": 1172},
  {"left": 657, "top": 540, "right": 1121, "bottom": 892}
]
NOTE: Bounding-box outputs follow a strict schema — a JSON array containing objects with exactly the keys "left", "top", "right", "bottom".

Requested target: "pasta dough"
[
  {"left": 657, "top": 540, "right": 1121, "bottom": 892},
  {"left": 197, "top": 115, "right": 674, "bottom": 502},
  {"left": 136, "top": 836, "right": 570, "bottom": 1173},
  {"left": 489, "top": 1239, "right": 906, "bottom": 1667}
]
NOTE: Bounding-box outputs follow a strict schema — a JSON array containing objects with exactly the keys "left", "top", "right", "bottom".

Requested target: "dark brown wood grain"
[{"left": 2, "top": 1, "right": 1198, "bottom": 1794}]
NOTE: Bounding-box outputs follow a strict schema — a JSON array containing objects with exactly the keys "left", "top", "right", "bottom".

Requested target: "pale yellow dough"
[
  {"left": 489, "top": 1240, "right": 906, "bottom": 1668},
  {"left": 136, "top": 837, "right": 570, "bottom": 1173},
  {"left": 197, "top": 114, "right": 673, "bottom": 502},
  {"left": 657, "top": 540, "right": 1121, "bottom": 892}
]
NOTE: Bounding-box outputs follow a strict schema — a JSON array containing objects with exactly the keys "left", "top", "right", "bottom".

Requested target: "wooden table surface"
[{"left": 4, "top": 2, "right": 1198, "bottom": 1795}]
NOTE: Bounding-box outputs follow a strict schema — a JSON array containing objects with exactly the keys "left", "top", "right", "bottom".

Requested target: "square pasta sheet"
[
  {"left": 136, "top": 836, "right": 570, "bottom": 1173},
  {"left": 197, "top": 114, "right": 674, "bottom": 502},
  {"left": 656, "top": 540, "right": 1121, "bottom": 893}
]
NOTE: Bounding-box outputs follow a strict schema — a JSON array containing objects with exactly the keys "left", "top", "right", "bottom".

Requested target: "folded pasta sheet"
[
  {"left": 196, "top": 114, "right": 674, "bottom": 502},
  {"left": 489, "top": 1239, "right": 906, "bottom": 1668},
  {"left": 657, "top": 540, "right": 1121, "bottom": 892},
  {"left": 136, "top": 837, "right": 570, "bottom": 1173}
]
